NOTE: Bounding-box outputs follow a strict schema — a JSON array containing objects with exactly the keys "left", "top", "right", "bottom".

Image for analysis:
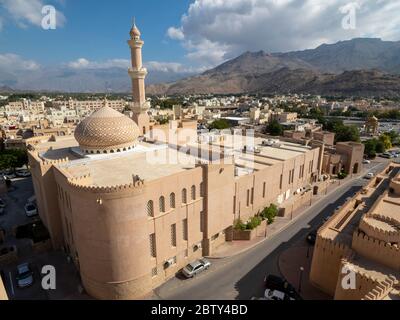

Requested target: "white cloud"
[
  {"left": 167, "top": 27, "right": 185, "bottom": 40},
  {"left": 0, "top": 53, "right": 40, "bottom": 71},
  {"left": 168, "top": 0, "right": 400, "bottom": 66},
  {"left": 145, "top": 61, "right": 206, "bottom": 73},
  {"left": 0, "top": 0, "right": 66, "bottom": 29},
  {"left": 68, "top": 57, "right": 206, "bottom": 74},
  {"left": 68, "top": 58, "right": 130, "bottom": 69}
]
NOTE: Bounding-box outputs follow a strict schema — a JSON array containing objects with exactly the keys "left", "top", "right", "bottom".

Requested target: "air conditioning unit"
[{"left": 164, "top": 258, "right": 175, "bottom": 269}]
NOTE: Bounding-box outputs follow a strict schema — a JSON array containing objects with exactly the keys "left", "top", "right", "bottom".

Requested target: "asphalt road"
[{"left": 154, "top": 161, "right": 388, "bottom": 300}]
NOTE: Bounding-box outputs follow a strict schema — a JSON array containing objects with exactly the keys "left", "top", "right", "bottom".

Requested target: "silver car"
[
  {"left": 182, "top": 258, "right": 211, "bottom": 278},
  {"left": 16, "top": 263, "right": 34, "bottom": 288}
]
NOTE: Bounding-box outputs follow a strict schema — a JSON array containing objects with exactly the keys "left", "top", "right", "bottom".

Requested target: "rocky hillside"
[{"left": 147, "top": 38, "right": 400, "bottom": 98}]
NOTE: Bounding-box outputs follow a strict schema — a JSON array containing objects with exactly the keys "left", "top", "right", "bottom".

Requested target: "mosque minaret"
[{"left": 128, "top": 21, "right": 150, "bottom": 135}]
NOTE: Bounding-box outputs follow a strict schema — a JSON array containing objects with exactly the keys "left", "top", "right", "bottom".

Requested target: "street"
[
  {"left": 154, "top": 160, "right": 388, "bottom": 300},
  {"left": 0, "top": 177, "right": 85, "bottom": 300}
]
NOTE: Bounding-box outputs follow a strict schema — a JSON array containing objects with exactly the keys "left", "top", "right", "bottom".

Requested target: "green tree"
[
  {"left": 385, "top": 131, "right": 399, "bottom": 146},
  {"left": 379, "top": 134, "right": 392, "bottom": 151},
  {"left": 265, "top": 120, "right": 284, "bottom": 136},
  {"left": 0, "top": 149, "right": 28, "bottom": 171},
  {"left": 324, "top": 119, "right": 344, "bottom": 132},
  {"left": 375, "top": 140, "right": 385, "bottom": 153},
  {"left": 363, "top": 139, "right": 378, "bottom": 158},
  {"left": 335, "top": 125, "right": 360, "bottom": 143},
  {"left": 209, "top": 119, "right": 231, "bottom": 130}
]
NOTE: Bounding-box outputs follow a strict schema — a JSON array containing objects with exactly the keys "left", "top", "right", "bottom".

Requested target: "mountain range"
[
  {"left": 2, "top": 38, "right": 400, "bottom": 96},
  {"left": 147, "top": 38, "right": 400, "bottom": 98},
  {"left": 0, "top": 66, "right": 196, "bottom": 93}
]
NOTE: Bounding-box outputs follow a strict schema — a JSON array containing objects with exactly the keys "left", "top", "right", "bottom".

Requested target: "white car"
[
  {"left": 16, "top": 170, "right": 31, "bottom": 177},
  {"left": 365, "top": 172, "right": 374, "bottom": 180},
  {"left": 24, "top": 203, "right": 38, "bottom": 217},
  {"left": 3, "top": 173, "right": 16, "bottom": 180},
  {"left": 182, "top": 258, "right": 211, "bottom": 278},
  {"left": 264, "top": 289, "right": 295, "bottom": 301},
  {"left": 362, "top": 159, "right": 371, "bottom": 164}
]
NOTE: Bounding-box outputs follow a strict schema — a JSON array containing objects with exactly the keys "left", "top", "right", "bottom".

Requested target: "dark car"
[
  {"left": 264, "top": 275, "right": 302, "bottom": 300},
  {"left": 16, "top": 263, "right": 34, "bottom": 288},
  {"left": 306, "top": 230, "right": 317, "bottom": 245}
]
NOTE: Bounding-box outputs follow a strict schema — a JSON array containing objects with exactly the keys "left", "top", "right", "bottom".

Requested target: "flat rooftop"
[{"left": 33, "top": 135, "right": 314, "bottom": 186}]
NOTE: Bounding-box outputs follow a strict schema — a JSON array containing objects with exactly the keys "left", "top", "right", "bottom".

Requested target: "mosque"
[{"left": 28, "top": 23, "right": 325, "bottom": 299}]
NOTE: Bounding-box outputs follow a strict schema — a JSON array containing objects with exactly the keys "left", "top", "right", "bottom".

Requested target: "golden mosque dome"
[{"left": 74, "top": 102, "right": 140, "bottom": 154}]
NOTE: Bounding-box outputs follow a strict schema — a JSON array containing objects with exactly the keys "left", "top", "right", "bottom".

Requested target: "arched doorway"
[{"left": 353, "top": 163, "right": 359, "bottom": 174}]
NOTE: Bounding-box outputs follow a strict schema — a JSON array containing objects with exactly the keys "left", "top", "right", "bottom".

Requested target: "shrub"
[
  {"left": 261, "top": 204, "right": 279, "bottom": 225},
  {"left": 234, "top": 219, "right": 247, "bottom": 231},
  {"left": 337, "top": 172, "right": 348, "bottom": 180},
  {"left": 246, "top": 216, "right": 262, "bottom": 230}
]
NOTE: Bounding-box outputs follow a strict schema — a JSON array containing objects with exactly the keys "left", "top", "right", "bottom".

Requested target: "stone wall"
[
  {"left": 309, "top": 237, "right": 353, "bottom": 297},
  {"left": 352, "top": 231, "right": 400, "bottom": 271},
  {"left": 334, "top": 259, "right": 397, "bottom": 300}
]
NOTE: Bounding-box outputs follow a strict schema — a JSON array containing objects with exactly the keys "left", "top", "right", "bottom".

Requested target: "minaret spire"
[{"left": 127, "top": 20, "right": 150, "bottom": 136}]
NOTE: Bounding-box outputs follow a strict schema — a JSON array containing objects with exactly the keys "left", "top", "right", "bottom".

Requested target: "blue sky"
[
  {"left": 0, "top": 0, "right": 399, "bottom": 91},
  {"left": 0, "top": 0, "right": 192, "bottom": 66}
]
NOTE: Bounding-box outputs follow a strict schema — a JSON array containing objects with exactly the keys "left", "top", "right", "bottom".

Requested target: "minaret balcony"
[
  {"left": 127, "top": 39, "right": 144, "bottom": 48},
  {"left": 128, "top": 68, "right": 148, "bottom": 79}
]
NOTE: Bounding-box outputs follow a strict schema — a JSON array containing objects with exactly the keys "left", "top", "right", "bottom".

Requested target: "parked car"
[
  {"left": 16, "top": 169, "right": 31, "bottom": 177},
  {"left": 365, "top": 172, "right": 374, "bottom": 180},
  {"left": 3, "top": 173, "right": 16, "bottom": 180},
  {"left": 0, "top": 198, "right": 5, "bottom": 208},
  {"left": 264, "top": 275, "right": 302, "bottom": 300},
  {"left": 381, "top": 153, "right": 392, "bottom": 159},
  {"left": 264, "top": 289, "right": 295, "bottom": 301},
  {"left": 16, "top": 263, "right": 34, "bottom": 288},
  {"left": 306, "top": 230, "right": 317, "bottom": 245},
  {"left": 24, "top": 203, "right": 38, "bottom": 217},
  {"left": 362, "top": 159, "right": 371, "bottom": 164},
  {"left": 182, "top": 258, "right": 211, "bottom": 278}
]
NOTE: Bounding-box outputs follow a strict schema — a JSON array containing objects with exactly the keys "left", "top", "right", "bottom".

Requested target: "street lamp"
[{"left": 298, "top": 266, "right": 304, "bottom": 294}]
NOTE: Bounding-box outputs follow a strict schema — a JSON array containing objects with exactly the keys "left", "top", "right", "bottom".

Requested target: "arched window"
[
  {"left": 159, "top": 196, "right": 165, "bottom": 213},
  {"left": 182, "top": 188, "right": 187, "bottom": 204},
  {"left": 147, "top": 200, "right": 154, "bottom": 217},
  {"left": 191, "top": 185, "right": 196, "bottom": 200},
  {"left": 170, "top": 193, "right": 176, "bottom": 208}
]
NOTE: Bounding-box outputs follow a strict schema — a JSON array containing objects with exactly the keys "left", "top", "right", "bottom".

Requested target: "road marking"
[{"left": 8, "top": 271, "right": 15, "bottom": 296}]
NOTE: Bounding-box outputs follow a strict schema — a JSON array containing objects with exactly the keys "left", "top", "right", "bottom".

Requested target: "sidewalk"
[
  {"left": 209, "top": 217, "right": 291, "bottom": 259},
  {"left": 208, "top": 166, "right": 376, "bottom": 260},
  {"left": 278, "top": 246, "right": 331, "bottom": 300}
]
